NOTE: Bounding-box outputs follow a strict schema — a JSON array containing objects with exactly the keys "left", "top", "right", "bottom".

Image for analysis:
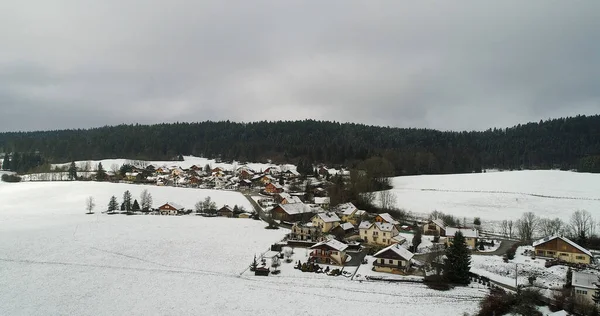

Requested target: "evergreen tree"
[
  {"left": 412, "top": 227, "right": 422, "bottom": 252},
  {"left": 68, "top": 161, "right": 78, "bottom": 180},
  {"left": 279, "top": 175, "right": 284, "bottom": 186},
  {"left": 2, "top": 154, "right": 9, "bottom": 171},
  {"left": 566, "top": 267, "right": 573, "bottom": 287},
  {"left": 444, "top": 231, "right": 472, "bottom": 284},
  {"left": 96, "top": 162, "right": 107, "bottom": 181},
  {"left": 132, "top": 199, "right": 140, "bottom": 211},
  {"left": 123, "top": 190, "right": 132, "bottom": 211},
  {"left": 107, "top": 195, "right": 119, "bottom": 213}
]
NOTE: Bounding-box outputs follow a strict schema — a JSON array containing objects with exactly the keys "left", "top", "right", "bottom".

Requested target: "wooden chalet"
[
  {"left": 158, "top": 202, "right": 185, "bottom": 215},
  {"left": 372, "top": 243, "right": 414, "bottom": 274},
  {"left": 309, "top": 239, "right": 348, "bottom": 266},
  {"left": 271, "top": 203, "right": 314, "bottom": 222},
  {"left": 217, "top": 205, "right": 234, "bottom": 218},
  {"left": 533, "top": 236, "right": 592, "bottom": 264},
  {"left": 265, "top": 182, "right": 284, "bottom": 194}
]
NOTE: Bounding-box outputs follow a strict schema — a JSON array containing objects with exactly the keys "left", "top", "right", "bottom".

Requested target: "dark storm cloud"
[{"left": 1, "top": 1, "right": 599, "bottom": 132}]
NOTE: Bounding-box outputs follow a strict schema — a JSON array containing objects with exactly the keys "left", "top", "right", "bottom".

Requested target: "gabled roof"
[
  {"left": 161, "top": 202, "right": 184, "bottom": 210},
  {"left": 359, "top": 220, "right": 372, "bottom": 230},
  {"left": 428, "top": 218, "right": 446, "bottom": 230},
  {"left": 533, "top": 236, "right": 592, "bottom": 257},
  {"left": 278, "top": 193, "right": 292, "bottom": 200},
  {"left": 268, "top": 182, "right": 284, "bottom": 189},
  {"left": 276, "top": 203, "right": 313, "bottom": 215},
  {"left": 377, "top": 213, "right": 399, "bottom": 225},
  {"left": 571, "top": 271, "right": 599, "bottom": 289},
  {"left": 340, "top": 223, "right": 355, "bottom": 231},
  {"left": 310, "top": 239, "right": 348, "bottom": 252},
  {"left": 336, "top": 202, "right": 358, "bottom": 216},
  {"left": 313, "top": 212, "right": 341, "bottom": 223},
  {"left": 374, "top": 243, "right": 414, "bottom": 261},
  {"left": 219, "top": 205, "right": 234, "bottom": 212},
  {"left": 285, "top": 169, "right": 300, "bottom": 176},
  {"left": 358, "top": 221, "right": 396, "bottom": 232},
  {"left": 446, "top": 227, "right": 479, "bottom": 238}
]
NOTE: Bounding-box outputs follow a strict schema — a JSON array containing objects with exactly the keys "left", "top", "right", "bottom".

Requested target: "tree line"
[{"left": 1, "top": 115, "right": 600, "bottom": 175}]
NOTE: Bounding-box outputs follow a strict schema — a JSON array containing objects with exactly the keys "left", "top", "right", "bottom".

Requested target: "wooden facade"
[{"left": 534, "top": 237, "right": 592, "bottom": 264}]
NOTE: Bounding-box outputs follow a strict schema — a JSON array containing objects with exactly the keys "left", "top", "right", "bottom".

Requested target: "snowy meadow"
[{"left": 0, "top": 181, "right": 486, "bottom": 316}]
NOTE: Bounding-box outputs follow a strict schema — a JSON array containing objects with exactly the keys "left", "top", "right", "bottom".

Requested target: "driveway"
[
  {"left": 345, "top": 247, "right": 369, "bottom": 266},
  {"left": 473, "top": 239, "right": 518, "bottom": 256}
]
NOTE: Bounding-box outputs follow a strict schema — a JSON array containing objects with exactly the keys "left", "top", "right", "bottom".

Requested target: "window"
[
  {"left": 331, "top": 251, "right": 337, "bottom": 255},
  {"left": 576, "top": 289, "right": 588, "bottom": 295},
  {"left": 546, "top": 251, "right": 555, "bottom": 255},
  {"left": 576, "top": 256, "right": 585, "bottom": 260},
  {"left": 383, "top": 233, "right": 387, "bottom": 237},
  {"left": 389, "top": 259, "right": 394, "bottom": 264},
  {"left": 559, "top": 253, "right": 568, "bottom": 257},
  {"left": 382, "top": 239, "right": 386, "bottom": 243}
]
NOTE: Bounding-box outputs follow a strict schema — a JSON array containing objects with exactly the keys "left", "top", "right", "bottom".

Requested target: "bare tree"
[
  {"left": 501, "top": 220, "right": 509, "bottom": 237},
  {"left": 85, "top": 196, "right": 95, "bottom": 214},
  {"left": 516, "top": 212, "right": 538, "bottom": 241},
  {"left": 140, "top": 189, "right": 153, "bottom": 211},
  {"left": 539, "top": 218, "right": 566, "bottom": 237},
  {"left": 110, "top": 164, "right": 120, "bottom": 176},
  {"left": 378, "top": 190, "right": 397, "bottom": 211},
  {"left": 424, "top": 244, "right": 445, "bottom": 276},
  {"left": 507, "top": 220, "right": 514, "bottom": 239},
  {"left": 569, "top": 210, "right": 595, "bottom": 239}
]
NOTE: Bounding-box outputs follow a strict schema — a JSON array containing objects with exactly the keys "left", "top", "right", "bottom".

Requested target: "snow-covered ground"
[
  {"left": 386, "top": 170, "right": 600, "bottom": 222},
  {"left": 471, "top": 246, "right": 568, "bottom": 294},
  {"left": 0, "top": 181, "right": 486, "bottom": 315},
  {"left": 51, "top": 155, "right": 296, "bottom": 173}
]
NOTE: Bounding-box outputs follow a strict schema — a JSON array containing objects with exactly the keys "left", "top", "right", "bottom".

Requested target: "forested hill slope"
[{"left": 1, "top": 115, "right": 600, "bottom": 175}]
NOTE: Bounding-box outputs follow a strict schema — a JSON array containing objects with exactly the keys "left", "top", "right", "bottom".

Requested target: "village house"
[
  {"left": 359, "top": 221, "right": 400, "bottom": 246},
  {"left": 270, "top": 203, "right": 314, "bottom": 222},
  {"left": 309, "top": 239, "right": 349, "bottom": 266},
  {"left": 264, "top": 166, "right": 281, "bottom": 176},
  {"left": 265, "top": 182, "right": 284, "bottom": 194},
  {"left": 238, "top": 179, "right": 252, "bottom": 188},
  {"left": 217, "top": 205, "right": 234, "bottom": 218},
  {"left": 259, "top": 174, "right": 275, "bottom": 185},
  {"left": 446, "top": 227, "right": 479, "bottom": 249},
  {"left": 423, "top": 218, "right": 446, "bottom": 236},
  {"left": 311, "top": 212, "right": 341, "bottom": 233},
  {"left": 318, "top": 166, "right": 330, "bottom": 177},
  {"left": 336, "top": 202, "right": 365, "bottom": 225},
  {"left": 533, "top": 236, "right": 592, "bottom": 264},
  {"left": 158, "top": 202, "right": 185, "bottom": 215},
  {"left": 289, "top": 222, "right": 324, "bottom": 242},
  {"left": 571, "top": 271, "right": 599, "bottom": 306},
  {"left": 238, "top": 212, "right": 253, "bottom": 219},
  {"left": 283, "top": 169, "right": 300, "bottom": 179},
  {"left": 372, "top": 243, "right": 415, "bottom": 274},
  {"left": 238, "top": 169, "right": 254, "bottom": 180},
  {"left": 313, "top": 197, "right": 330, "bottom": 209},
  {"left": 375, "top": 213, "right": 400, "bottom": 225}
]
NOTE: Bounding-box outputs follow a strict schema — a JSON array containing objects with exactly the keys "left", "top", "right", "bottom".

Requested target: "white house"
[
  {"left": 359, "top": 221, "right": 400, "bottom": 246},
  {"left": 571, "top": 271, "right": 599, "bottom": 306}
]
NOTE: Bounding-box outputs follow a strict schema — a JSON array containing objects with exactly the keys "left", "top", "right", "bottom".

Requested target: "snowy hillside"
[
  {"left": 51, "top": 155, "right": 296, "bottom": 173},
  {"left": 387, "top": 170, "right": 600, "bottom": 221},
  {"left": 0, "top": 182, "right": 486, "bottom": 315}
]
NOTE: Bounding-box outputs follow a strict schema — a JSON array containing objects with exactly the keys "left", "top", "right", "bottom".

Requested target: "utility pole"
[{"left": 515, "top": 263, "right": 518, "bottom": 290}]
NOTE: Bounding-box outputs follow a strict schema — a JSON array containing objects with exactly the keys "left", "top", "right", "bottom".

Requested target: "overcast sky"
[{"left": 1, "top": 1, "right": 599, "bottom": 132}]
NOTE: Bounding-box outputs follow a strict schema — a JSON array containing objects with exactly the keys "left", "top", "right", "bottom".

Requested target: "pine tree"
[
  {"left": 96, "top": 162, "right": 107, "bottom": 181},
  {"left": 412, "top": 227, "right": 423, "bottom": 252},
  {"left": 68, "top": 161, "right": 78, "bottom": 180},
  {"left": 2, "top": 154, "right": 9, "bottom": 171},
  {"left": 123, "top": 190, "right": 132, "bottom": 212},
  {"left": 444, "top": 231, "right": 472, "bottom": 284},
  {"left": 132, "top": 199, "right": 140, "bottom": 212},
  {"left": 107, "top": 196, "right": 118, "bottom": 213},
  {"left": 279, "top": 175, "right": 284, "bottom": 185}
]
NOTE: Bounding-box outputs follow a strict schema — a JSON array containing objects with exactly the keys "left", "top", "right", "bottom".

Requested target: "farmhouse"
[
  {"left": 309, "top": 239, "right": 348, "bottom": 265},
  {"left": 311, "top": 212, "right": 341, "bottom": 233},
  {"left": 533, "top": 236, "right": 592, "bottom": 264},
  {"left": 446, "top": 227, "right": 479, "bottom": 249},
  {"left": 271, "top": 203, "right": 314, "bottom": 222},
  {"left": 217, "top": 205, "right": 234, "bottom": 218},
  {"left": 359, "top": 221, "right": 400, "bottom": 246},
  {"left": 423, "top": 218, "right": 446, "bottom": 236},
  {"left": 158, "top": 202, "right": 185, "bottom": 215},
  {"left": 372, "top": 243, "right": 414, "bottom": 274},
  {"left": 571, "top": 271, "right": 599, "bottom": 305},
  {"left": 375, "top": 213, "right": 399, "bottom": 225}
]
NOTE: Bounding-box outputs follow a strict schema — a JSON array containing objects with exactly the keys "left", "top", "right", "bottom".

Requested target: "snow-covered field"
[
  {"left": 387, "top": 170, "right": 600, "bottom": 222},
  {"left": 0, "top": 181, "right": 486, "bottom": 315},
  {"left": 51, "top": 155, "right": 296, "bottom": 173}
]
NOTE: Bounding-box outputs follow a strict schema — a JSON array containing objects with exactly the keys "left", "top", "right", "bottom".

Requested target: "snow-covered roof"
[
  {"left": 572, "top": 271, "right": 599, "bottom": 289},
  {"left": 336, "top": 202, "right": 357, "bottom": 216},
  {"left": 533, "top": 236, "right": 592, "bottom": 257},
  {"left": 375, "top": 222, "right": 396, "bottom": 232},
  {"left": 286, "top": 170, "right": 300, "bottom": 176},
  {"left": 340, "top": 223, "right": 354, "bottom": 231},
  {"left": 314, "top": 197, "right": 330, "bottom": 204},
  {"left": 219, "top": 205, "right": 234, "bottom": 212},
  {"left": 310, "top": 239, "right": 348, "bottom": 252},
  {"left": 277, "top": 203, "right": 313, "bottom": 215},
  {"left": 269, "top": 182, "right": 284, "bottom": 189},
  {"left": 392, "top": 235, "right": 406, "bottom": 243},
  {"left": 278, "top": 193, "right": 292, "bottom": 200},
  {"left": 446, "top": 227, "right": 479, "bottom": 238},
  {"left": 162, "top": 202, "right": 184, "bottom": 210},
  {"left": 429, "top": 218, "right": 446, "bottom": 229},
  {"left": 313, "top": 212, "right": 341, "bottom": 223},
  {"left": 374, "top": 243, "right": 414, "bottom": 261},
  {"left": 359, "top": 221, "right": 372, "bottom": 230},
  {"left": 377, "top": 213, "right": 399, "bottom": 225}
]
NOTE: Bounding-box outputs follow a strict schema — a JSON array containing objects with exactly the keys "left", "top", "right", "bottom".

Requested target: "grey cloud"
[{"left": 0, "top": 1, "right": 599, "bottom": 132}]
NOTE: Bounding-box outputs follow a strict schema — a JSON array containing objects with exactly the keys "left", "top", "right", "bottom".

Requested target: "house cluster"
[
  {"left": 118, "top": 163, "right": 304, "bottom": 190},
  {"left": 156, "top": 202, "right": 253, "bottom": 218}
]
